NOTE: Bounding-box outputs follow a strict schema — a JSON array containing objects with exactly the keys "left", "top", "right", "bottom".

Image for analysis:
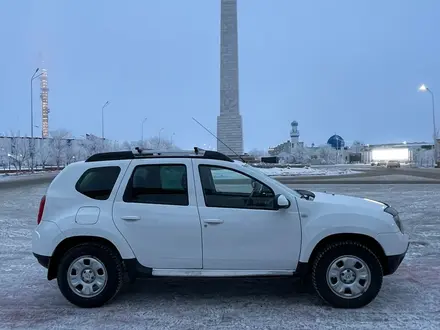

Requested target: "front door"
[
  {"left": 192, "top": 161, "right": 301, "bottom": 271},
  {"left": 113, "top": 158, "right": 203, "bottom": 269}
]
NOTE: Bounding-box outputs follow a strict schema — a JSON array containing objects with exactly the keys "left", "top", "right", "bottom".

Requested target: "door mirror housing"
[{"left": 275, "top": 194, "right": 290, "bottom": 209}]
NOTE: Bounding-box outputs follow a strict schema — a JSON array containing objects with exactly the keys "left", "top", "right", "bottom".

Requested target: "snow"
[
  {"left": 0, "top": 182, "right": 440, "bottom": 329},
  {"left": 0, "top": 171, "right": 58, "bottom": 182},
  {"left": 257, "top": 166, "right": 357, "bottom": 177},
  {"left": 230, "top": 161, "right": 359, "bottom": 177}
]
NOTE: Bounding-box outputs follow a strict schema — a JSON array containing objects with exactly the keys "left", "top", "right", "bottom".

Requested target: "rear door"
[{"left": 112, "top": 158, "right": 203, "bottom": 269}]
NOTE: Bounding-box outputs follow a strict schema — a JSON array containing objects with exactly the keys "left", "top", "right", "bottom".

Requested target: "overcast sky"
[{"left": 1, "top": 0, "right": 439, "bottom": 150}]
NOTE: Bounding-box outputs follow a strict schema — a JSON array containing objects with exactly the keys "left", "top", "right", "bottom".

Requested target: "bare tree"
[
  {"left": 65, "top": 139, "right": 76, "bottom": 165},
  {"left": 6, "top": 131, "right": 31, "bottom": 171},
  {"left": 78, "top": 134, "right": 102, "bottom": 158},
  {"left": 147, "top": 136, "right": 174, "bottom": 150},
  {"left": 50, "top": 129, "right": 71, "bottom": 169},
  {"left": 291, "top": 146, "right": 311, "bottom": 164},
  {"left": 120, "top": 141, "right": 132, "bottom": 151},
  {"left": 38, "top": 139, "right": 51, "bottom": 169},
  {"left": 317, "top": 144, "right": 336, "bottom": 164},
  {"left": 248, "top": 148, "right": 267, "bottom": 159}
]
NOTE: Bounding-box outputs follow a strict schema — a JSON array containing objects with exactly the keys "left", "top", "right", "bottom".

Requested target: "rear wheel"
[
  {"left": 311, "top": 241, "right": 383, "bottom": 308},
  {"left": 57, "top": 243, "right": 123, "bottom": 308}
]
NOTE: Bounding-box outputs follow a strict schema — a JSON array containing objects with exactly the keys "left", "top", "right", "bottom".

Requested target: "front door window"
[{"left": 198, "top": 165, "right": 275, "bottom": 210}]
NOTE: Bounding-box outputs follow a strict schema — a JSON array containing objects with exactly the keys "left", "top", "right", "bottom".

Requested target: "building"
[
  {"left": 327, "top": 134, "right": 345, "bottom": 150},
  {"left": 361, "top": 142, "right": 435, "bottom": 165},
  {"left": 40, "top": 69, "right": 50, "bottom": 138},
  {"left": 268, "top": 121, "right": 305, "bottom": 156},
  {"left": 216, "top": 0, "right": 244, "bottom": 156}
]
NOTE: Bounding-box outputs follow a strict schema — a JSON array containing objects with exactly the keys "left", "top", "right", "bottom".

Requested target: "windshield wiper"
[{"left": 294, "top": 189, "right": 315, "bottom": 200}]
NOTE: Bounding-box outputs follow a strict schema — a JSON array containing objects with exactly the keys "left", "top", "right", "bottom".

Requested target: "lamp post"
[
  {"left": 418, "top": 84, "right": 438, "bottom": 163},
  {"left": 30, "top": 68, "right": 43, "bottom": 172},
  {"left": 101, "top": 101, "right": 110, "bottom": 139},
  {"left": 171, "top": 132, "right": 175, "bottom": 146},
  {"left": 141, "top": 117, "right": 147, "bottom": 142},
  {"left": 158, "top": 128, "right": 164, "bottom": 148}
]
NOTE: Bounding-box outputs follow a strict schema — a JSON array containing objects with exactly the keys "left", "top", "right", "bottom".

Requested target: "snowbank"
[
  {"left": 258, "top": 167, "right": 357, "bottom": 177},
  {"left": 231, "top": 161, "right": 358, "bottom": 177},
  {"left": 0, "top": 171, "right": 59, "bottom": 182}
]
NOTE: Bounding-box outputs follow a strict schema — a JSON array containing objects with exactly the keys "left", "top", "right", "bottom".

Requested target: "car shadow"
[{"left": 117, "top": 276, "right": 324, "bottom": 306}]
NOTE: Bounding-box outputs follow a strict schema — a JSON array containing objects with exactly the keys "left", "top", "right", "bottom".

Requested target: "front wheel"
[
  {"left": 57, "top": 243, "right": 124, "bottom": 308},
  {"left": 311, "top": 241, "right": 383, "bottom": 308}
]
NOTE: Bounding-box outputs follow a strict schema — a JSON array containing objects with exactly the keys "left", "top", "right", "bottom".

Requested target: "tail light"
[{"left": 37, "top": 195, "right": 46, "bottom": 225}]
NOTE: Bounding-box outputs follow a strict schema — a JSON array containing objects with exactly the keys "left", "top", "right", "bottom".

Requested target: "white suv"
[{"left": 32, "top": 147, "right": 409, "bottom": 309}]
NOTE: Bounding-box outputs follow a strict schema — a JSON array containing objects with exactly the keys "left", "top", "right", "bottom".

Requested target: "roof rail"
[
  {"left": 132, "top": 146, "right": 204, "bottom": 157},
  {"left": 85, "top": 147, "right": 233, "bottom": 162}
]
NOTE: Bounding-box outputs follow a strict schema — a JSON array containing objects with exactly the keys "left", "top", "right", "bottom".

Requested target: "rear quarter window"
[{"left": 75, "top": 166, "right": 121, "bottom": 200}]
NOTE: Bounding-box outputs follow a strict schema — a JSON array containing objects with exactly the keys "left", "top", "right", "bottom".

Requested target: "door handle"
[
  {"left": 121, "top": 216, "right": 141, "bottom": 221},
  {"left": 203, "top": 219, "right": 224, "bottom": 224}
]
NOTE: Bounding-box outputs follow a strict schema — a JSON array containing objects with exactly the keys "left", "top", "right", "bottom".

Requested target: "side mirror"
[{"left": 275, "top": 194, "right": 290, "bottom": 209}]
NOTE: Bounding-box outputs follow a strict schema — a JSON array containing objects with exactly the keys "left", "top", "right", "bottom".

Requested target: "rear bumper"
[
  {"left": 384, "top": 241, "right": 409, "bottom": 276},
  {"left": 33, "top": 253, "right": 51, "bottom": 269}
]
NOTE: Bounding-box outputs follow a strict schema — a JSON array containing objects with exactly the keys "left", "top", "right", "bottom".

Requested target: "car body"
[
  {"left": 386, "top": 160, "right": 401, "bottom": 168},
  {"left": 32, "top": 147, "right": 409, "bottom": 309}
]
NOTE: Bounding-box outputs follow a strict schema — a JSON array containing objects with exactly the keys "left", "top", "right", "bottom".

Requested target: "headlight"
[{"left": 384, "top": 206, "right": 403, "bottom": 232}]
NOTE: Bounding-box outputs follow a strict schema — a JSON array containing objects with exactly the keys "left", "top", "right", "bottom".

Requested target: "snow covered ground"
[{"left": 0, "top": 182, "right": 439, "bottom": 329}]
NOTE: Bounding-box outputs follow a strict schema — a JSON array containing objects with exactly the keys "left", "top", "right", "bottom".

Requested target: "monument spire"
[{"left": 217, "top": 0, "right": 244, "bottom": 155}]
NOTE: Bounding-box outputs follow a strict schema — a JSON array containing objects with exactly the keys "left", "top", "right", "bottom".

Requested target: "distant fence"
[
  {"left": 249, "top": 163, "right": 307, "bottom": 169},
  {"left": 0, "top": 171, "right": 59, "bottom": 189},
  {"left": 0, "top": 166, "right": 63, "bottom": 174}
]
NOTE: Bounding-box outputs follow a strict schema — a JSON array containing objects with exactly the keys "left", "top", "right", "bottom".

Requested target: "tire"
[
  {"left": 311, "top": 241, "right": 383, "bottom": 308},
  {"left": 57, "top": 243, "right": 124, "bottom": 308}
]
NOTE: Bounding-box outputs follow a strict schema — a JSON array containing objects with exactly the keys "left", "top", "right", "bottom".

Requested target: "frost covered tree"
[
  {"left": 38, "top": 139, "right": 51, "bottom": 169},
  {"left": 248, "top": 148, "right": 266, "bottom": 158},
  {"left": 78, "top": 134, "right": 104, "bottom": 158},
  {"left": 317, "top": 144, "right": 337, "bottom": 164},
  {"left": 412, "top": 148, "right": 435, "bottom": 167},
  {"left": 49, "top": 129, "right": 71, "bottom": 168},
  {"left": 7, "top": 131, "right": 30, "bottom": 171},
  {"left": 291, "top": 146, "right": 311, "bottom": 164},
  {"left": 65, "top": 139, "right": 77, "bottom": 165}
]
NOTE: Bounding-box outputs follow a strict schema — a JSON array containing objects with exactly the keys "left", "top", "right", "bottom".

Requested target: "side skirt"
[
  {"left": 151, "top": 269, "right": 296, "bottom": 277},
  {"left": 124, "top": 258, "right": 303, "bottom": 279}
]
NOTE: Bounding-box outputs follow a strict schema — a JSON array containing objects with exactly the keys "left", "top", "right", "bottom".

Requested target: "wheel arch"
[
  {"left": 302, "top": 233, "right": 390, "bottom": 276},
  {"left": 48, "top": 236, "right": 124, "bottom": 281}
]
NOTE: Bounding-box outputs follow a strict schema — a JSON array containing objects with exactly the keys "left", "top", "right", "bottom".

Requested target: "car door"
[
  {"left": 192, "top": 159, "right": 301, "bottom": 271},
  {"left": 112, "top": 158, "right": 203, "bottom": 269}
]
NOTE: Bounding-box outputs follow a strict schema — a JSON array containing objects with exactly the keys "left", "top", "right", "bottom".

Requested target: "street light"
[
  {"left": 141, "top": 117, "right": 148, "bottom": 142},
  {"left": 171, "top": 132, "right": 175, "bottom": 145},
  {"left": 30, "top": 68, "right": 43, "bottom": 172},
  {"left": 418, "top": 84, "right": 438, "bottom": 163},
  {"left": 158, "top": 128, "right": 164, "bottom": 148},
  {"left": 101, "top": 101, "right": 110, "bottom": 139}
]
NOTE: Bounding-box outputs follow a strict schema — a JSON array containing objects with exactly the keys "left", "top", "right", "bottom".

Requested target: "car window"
[
  {"left": 199, "top": 165, "right": 275, "bottom": 210},
  {"left": 123, "top": 164, "right": 188, "bottom": 206},
  {"left": 75, "top": 166, "right": 121, "bottom": 200}
]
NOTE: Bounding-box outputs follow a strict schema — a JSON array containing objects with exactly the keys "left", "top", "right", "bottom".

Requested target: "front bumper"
[
  {"left": 384, "top": 241, "right": 409, "bottom": 276},
  {"left": 33, "top": 253, "right": 51, "bottom": 269}
]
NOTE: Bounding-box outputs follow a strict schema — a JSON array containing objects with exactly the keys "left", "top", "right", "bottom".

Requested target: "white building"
[{"left": 361, "top": 142, "right": 436, "bottom": 166}]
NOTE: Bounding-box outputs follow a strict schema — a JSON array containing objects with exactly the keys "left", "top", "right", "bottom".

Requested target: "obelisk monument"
[{"left": 217, "top": 0, "right": 244, "bottom": 155}]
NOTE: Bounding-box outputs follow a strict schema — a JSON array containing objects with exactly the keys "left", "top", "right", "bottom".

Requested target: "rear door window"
[
  {"left": 123, "top": 164, "right": 188, "bottom": 206},
  {"left": 75, "top": 166, "right": 121, "bottom": 200}
]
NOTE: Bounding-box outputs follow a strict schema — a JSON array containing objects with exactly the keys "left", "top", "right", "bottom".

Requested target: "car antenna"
[{"left": 191, "top": 117, "right": 247, "bottom": 163}]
